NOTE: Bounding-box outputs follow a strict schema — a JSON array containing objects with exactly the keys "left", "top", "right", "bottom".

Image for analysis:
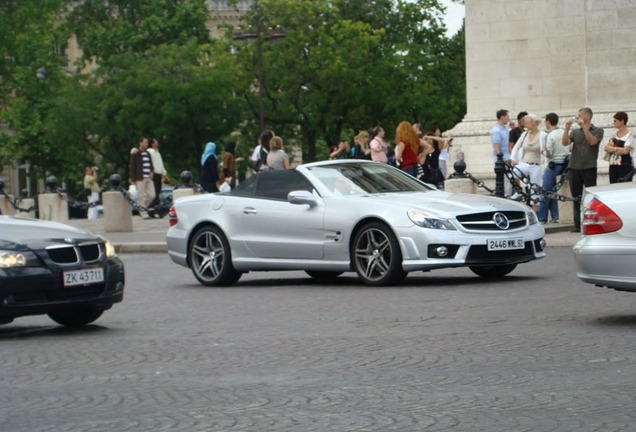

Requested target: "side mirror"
[{"left": 288, "top": 190, "right": 318, "bottom": 207}]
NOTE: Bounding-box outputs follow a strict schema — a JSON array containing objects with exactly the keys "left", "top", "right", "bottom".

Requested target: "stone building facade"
[{"left": 448, "top": 0, "right": 636, "bottom": 179}]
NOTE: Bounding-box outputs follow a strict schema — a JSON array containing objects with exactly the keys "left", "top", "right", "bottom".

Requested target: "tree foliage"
[
  {"left": 233, "top": 0, "right": 466, "bottom": 160},
  {"left": 0, "top": 0, "right": 466, "bottom": 189}
]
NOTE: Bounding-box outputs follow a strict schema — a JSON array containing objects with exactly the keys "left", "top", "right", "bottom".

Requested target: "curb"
[{"left": 114, "top": 242, "right": 167, "bottom": 253}]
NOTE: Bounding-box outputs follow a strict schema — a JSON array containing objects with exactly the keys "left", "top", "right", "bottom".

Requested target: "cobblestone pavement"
[{"left": 1, "top": 249, "right": 634, "bottom": 432}]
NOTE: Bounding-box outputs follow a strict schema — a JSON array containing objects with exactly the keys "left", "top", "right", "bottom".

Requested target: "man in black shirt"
[{"left": 508, "top": 111, "right": 528, "bottom": 152}]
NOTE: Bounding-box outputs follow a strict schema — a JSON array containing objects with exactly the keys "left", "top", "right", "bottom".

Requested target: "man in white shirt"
[
  {"left": 147, "top": 138, "right": 169, "bottom": 216},
  {"left": 537, "top": 113, "right": 568, "bottom": 223}
]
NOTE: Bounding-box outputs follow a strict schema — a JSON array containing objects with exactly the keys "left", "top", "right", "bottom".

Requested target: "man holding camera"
[{"left": 562, "top": 107, "right": 604, "bottom": 232}]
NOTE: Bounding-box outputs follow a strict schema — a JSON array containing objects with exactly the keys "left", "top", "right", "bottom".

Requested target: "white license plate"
[
  {"left": 487, "top": 238, "right": 524, "bottom": 251},
  {"left": 63, "top": 268, "right": 105, "bottom": 287}
]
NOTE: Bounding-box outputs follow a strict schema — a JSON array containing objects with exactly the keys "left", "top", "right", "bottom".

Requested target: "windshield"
[{"left": 308, "top": 163, "right": 432, "bottom": 195}]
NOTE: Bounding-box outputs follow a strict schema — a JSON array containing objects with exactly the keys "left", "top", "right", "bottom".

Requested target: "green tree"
[
  {"left": 76, "top": 39, "right": 247, "bottom": 179},
  {"left": 233, "top": 0, "right": 464, "bottom": 161},
  {"left": 234, "top": 0, "right": 385, "bottom": 161},
  {"left": 0, "top": 0, "right": 70, "bottom": 175}
]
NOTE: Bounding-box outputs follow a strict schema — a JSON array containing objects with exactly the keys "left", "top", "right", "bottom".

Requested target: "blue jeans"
[{"left": 537, "top": 162, "right": 566, "bottom": 222}]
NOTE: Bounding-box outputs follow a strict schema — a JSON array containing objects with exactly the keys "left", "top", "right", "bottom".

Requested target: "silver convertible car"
[
  {"left": 574, "top": 181, "right": 636, "bottom": 292},
  {"left": 167, "top": 160, "right": 546, "bottom": 286}
]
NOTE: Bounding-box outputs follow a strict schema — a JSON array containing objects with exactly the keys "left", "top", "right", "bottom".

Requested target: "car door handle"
[{"left": 243, "top": 207, "right": 257, "bottom": 214}]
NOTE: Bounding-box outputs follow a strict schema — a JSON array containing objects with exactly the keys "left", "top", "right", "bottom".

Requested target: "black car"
[{"left": 0, "top": 216, "right": 125, "bottom": 327}]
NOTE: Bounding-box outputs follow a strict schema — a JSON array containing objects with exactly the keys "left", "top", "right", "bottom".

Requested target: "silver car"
[
  {"left": 167, "top": 160, "right": 545, "bottom": 286},
  {"left": 574, "top": 181, "right": 636, "bottom": 292}
]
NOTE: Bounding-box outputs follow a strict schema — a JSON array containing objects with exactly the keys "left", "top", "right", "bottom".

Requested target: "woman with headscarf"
[{"left": 200, "top": 142, "right": 219, "bottom": 193}]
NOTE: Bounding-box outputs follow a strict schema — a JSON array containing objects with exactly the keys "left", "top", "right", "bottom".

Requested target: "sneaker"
[{"left": 551, "top": 218, "right": 559, "bottom": 223}]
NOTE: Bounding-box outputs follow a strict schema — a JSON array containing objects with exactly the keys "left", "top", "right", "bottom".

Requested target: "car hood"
[
  {"left": 0, "top": 216, "right": 99, "bottom": 249},
  {"left": 351, "top": 191, "right": 528, "bottom": 217}
]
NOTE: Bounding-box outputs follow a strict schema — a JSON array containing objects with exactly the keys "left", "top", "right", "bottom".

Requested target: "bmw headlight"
[
  {"left": 105, "top": 241, "right": 116, "bottom": 258},
  {"left": 407, "top": 210, "right": 456, "bottom": 230},
  {"left": 527, "top": 210, "right": 538, "bottom": 225},
  {"left": 99, "top": 237, "right": 117, "bottom": 258},
  {"left": 0, "top": 250, "right": 38, "bottom": 268}
]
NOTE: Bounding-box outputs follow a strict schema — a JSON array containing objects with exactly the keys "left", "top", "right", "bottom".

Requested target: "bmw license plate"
[
  {"left": 487, "top": 238, "right": 524, "bottom": 251},
  {"left": 63, "top": 268, "right": 105, "bottom": 287}
]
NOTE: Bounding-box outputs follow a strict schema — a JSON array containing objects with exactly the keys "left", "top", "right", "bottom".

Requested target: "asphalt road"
[{"left": 1, "top": 248, "right": 635, "bottom": 432}]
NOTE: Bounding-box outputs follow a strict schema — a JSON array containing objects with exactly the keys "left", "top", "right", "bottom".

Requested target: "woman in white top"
[
  {"left": 603, "top": 111, "right": 634, "bottom": 184},
  {"left": 368, "top": 126, "right": 388, "bottom": 163},
  {"left": 510, "top": 114, "right": 546, "bottom": 211}
]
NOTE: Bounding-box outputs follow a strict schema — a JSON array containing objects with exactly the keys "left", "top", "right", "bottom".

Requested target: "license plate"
[
  {"left": 487, "top": 238, "right": 524, "bottom": 251},
  {"left": 63, "top": 268, "right": 105, "bottom": 287}
]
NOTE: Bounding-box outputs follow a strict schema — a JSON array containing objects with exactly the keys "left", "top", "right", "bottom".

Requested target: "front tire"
[
  {"left": 351, "top": 222, "right": 407, "bottom": 286},
  {"left": 469, "top": 264, "right": 517, "bottom": 278},
  {"left": 48, "top": 305, "right": 103, "bottom": 327},
  {"left": 189, "top": 226, "right": 241, "bottom": 286}
]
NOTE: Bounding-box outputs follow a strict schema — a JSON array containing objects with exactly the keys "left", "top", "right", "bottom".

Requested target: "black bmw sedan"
[{"left": 0, "top": 216, "right": 124, "bottom": 327}]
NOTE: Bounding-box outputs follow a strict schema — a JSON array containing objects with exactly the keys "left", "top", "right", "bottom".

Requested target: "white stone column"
[
  {"left": 0, "top": 194, "right": 14, "bottom": 216},
  {"left": 172, "top": 188, "right": 200, "bottom": 202},
  {"left": 15, "top": 198, "right": 36, "bottom": 219},
  {"left": 38, "top": 193, "right": 69, "bottom": 223},
  {"left": 103, "top": 191, "right": 133, "bottom": 232}
]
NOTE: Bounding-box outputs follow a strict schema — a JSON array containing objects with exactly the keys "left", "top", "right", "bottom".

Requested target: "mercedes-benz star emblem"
[{"left": 493, "top": 212, "right": 509, "bottom": 230}]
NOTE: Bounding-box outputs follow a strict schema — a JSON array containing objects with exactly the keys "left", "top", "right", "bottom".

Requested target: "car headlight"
[
  {"left": 407, "top": 210, "right": 456, "bottom": 230},
  {"left": 0, "top": 250, "right": 39, "bottom": 268},
  {"left": 104, "top": 240, "right": 116, "bottom": 258},
  {"left": 527, "top": 210, "right": 538, "bottom": 225}
]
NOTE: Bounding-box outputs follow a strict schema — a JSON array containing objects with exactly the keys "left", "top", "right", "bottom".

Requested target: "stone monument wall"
[{"left": 448, "top": 0, "right": 636, "bottom": 180}]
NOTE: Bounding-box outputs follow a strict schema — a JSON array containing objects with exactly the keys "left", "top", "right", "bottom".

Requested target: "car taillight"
[
  {"left": 168, "top": 205, "right": 178, "bottom": 226},
  {"left": 582, "top": 198, "right": 622, "bottom": 235}
]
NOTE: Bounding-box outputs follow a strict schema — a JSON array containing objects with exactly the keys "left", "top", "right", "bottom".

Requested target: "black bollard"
[
  {"left": 45, "top": 176, "right": 58, "bottom": 193},
  {"left": 109, "top": 174, "right": 123, "bottom": 191},
  {"left": 494, "top": 152, "right": 505, "bottom": 198},
  {"left": 448, "top": 151, "right": 468, "bottom": 180},
  {"left": 175, "top": 170, "right": 193, "bottom": 190},
  {"left": 180, "top": 170, "right": 193, "bottom": 186}
]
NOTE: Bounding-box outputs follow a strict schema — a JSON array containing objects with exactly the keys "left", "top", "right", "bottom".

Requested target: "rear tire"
[
  {"left": 351, "top": 222, "right": 407, "bottom": 286},
  {"left": 189, "top": 226, "right": 241, "bottom": 286},
  {"left": 48, "top": 305, "right": 103, "bottom": 327},
  {"left": 469, "top": 264, "right": 517, "bottom": 278}
]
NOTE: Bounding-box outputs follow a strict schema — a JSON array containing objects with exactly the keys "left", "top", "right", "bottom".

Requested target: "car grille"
[
  {"left": 456, "top": 211, "right": 527, "bottom": 231},
  {"left": 46, "top": 243, "right": 102, "bottom": 264}
]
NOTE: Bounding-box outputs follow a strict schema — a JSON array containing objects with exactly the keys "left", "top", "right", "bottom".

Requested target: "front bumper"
[
  {"left": 0, "top": 257, "right": 125, "bottom": 321},
  {"left": 397, "top": 224, "right": 546, "bottom": 272}
]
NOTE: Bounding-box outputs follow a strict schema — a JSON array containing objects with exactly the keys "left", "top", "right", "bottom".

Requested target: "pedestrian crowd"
[
  {"left": 98, "top": 108, "right": 632, "bottom": 224},
  {"left": 490, "top": 107, "right": 633, "bottom": 231}
]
